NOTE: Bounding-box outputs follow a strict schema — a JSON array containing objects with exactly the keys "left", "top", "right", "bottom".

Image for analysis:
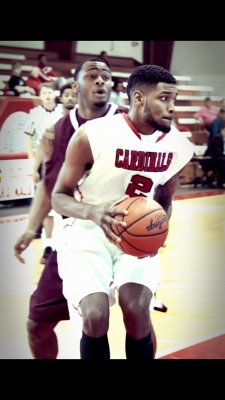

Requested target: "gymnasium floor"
[{"left": 0, "top": 185, "right": 225, "bottom": 359}]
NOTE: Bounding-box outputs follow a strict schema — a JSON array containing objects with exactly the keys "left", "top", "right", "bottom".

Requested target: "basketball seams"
[
  {"left": 125, "top": 207, "right": 166, "bottom": 230},
  {"left": 111, "top": 196, "right": 169, "bottom": 256},
  {"left": 123, "top": 229, "right": 168, "bottom": 238},
  {"left": 116, "top": 233, "right": 152, "bottom": 256}
]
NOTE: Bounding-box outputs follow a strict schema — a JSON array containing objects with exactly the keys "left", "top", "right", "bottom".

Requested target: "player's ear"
[
  {"left": 133, "top": 90, "right": 144, "bottom": 106},
  {"left": 72, "top": 80, "right": 78, "bottom": 94}
]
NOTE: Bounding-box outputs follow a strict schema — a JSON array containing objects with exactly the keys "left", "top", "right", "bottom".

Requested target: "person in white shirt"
[{"left": 109, "top": 78, "right": 126, "bottom": 106}]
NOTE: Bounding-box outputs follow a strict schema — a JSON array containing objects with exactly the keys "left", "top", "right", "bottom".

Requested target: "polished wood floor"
[{"left": 0, "top": 193, "right": 225, "bottom": 359}]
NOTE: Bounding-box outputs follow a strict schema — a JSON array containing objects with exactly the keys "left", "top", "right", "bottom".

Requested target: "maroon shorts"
[{"left": 28, "top": 250, "right": 70, "bottom": 323}]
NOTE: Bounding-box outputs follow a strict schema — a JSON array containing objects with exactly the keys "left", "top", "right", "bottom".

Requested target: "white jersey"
[
  {"left": 24, "top": 103, "right": 63, "bottom": 151},
  {"left": 75, "top": 113, "right": 194, "bottom": 204}
]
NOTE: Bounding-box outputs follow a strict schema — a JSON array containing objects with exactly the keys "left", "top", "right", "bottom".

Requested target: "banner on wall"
[
  {"left": 0, "top": 96, "right": 41, "bottom": 201},
  {"left": 0, "top": 158, "right": 34, "bottom": 201}
]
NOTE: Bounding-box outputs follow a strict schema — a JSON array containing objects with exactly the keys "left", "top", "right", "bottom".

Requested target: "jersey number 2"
[{"left": 126, "top": 174, "right": 153, "bottom": 197}]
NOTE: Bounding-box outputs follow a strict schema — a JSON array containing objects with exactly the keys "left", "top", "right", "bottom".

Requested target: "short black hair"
[
  {"left": 204, "top": 97, "right": 211, "bottom": 102},
  {"left": 60, "top": 83, "right": 73, "bottom": 97},
  {"left": 127, "top": 64, "right": 177, "bottom": 103},
  {"left": 38, "top": 53, "right": 46, "bottom": 61},
  {"left": 74, "top": 57, "right": 110, "bottom": 80}
]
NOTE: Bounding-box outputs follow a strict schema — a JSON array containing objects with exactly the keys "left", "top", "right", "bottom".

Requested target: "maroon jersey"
[{"left": 44, "top": 104, "right": 129, "bottom": 197}]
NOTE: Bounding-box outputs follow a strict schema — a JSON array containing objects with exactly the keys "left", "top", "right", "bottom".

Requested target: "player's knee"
[
  {"left": 120, "top": 294, "right": 151, "bottom": 335},
  {"left": 119, "top": 290, "right": 151, "bottom": 317},
  {"left": 26, "top": 319, "right": 57, "bottom": 343},
  {"left": 82, "top": 307, "right": 109, "bottom": 337}
]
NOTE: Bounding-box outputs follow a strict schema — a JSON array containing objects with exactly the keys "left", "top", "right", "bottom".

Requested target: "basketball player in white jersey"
[
  {"left": 52, "top": 64, "right": 194, "bottom": 359},
  {"left": 14, "top": 57, "right": 130, "bottom": 359}
]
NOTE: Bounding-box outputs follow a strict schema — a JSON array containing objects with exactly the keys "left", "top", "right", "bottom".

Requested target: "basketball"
[{"left": 111, "top": 196, "right": 169, "bottom": 257}]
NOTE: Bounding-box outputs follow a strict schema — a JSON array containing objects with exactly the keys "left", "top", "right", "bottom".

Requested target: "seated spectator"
[
  {"left": 0, "top": 80, "right": 5, "bottom": 89},
  {"left": 37, "top": 53, "right": 67, "bottom": 90},
  {"left": 109, "top": 78, "right": 125, "bottom": 106},
  {"left": 99, "top": 50, "right": 110, "bottom": 67},
  {"left": 219, "top": 98, "right": 225, "bottom": 128},
  {"left": 193, "top": 97, "right": 222, "bottom": 139},
  {"left": 25, "top": 67, "right": 42, "bottom": 96},
  {"left": 203, "top": 127, "right": 225, "bottom": 188},
  {"left": 8, "top": 62, "right": 36, "bottom": 97}
]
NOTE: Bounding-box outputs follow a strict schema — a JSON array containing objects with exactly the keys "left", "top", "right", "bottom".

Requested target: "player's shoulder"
[
  {"left": 114, "top": 105, "right": 129, "bottom": 115},
  {"left": 55, "top": 112, "right": 70, "bottom": 128},
  {"left": 168, "top": 124, "right": 186, "bottom": 137},
  {"left": 84, "top": 109, "right": 123, "bottom": 130}
]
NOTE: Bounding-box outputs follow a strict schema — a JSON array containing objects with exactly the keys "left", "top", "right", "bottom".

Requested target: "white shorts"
[
  {"left": 56, "top": 218, "right": 161, "bottom": 317},
  {"left": 48, "top": 208, "right": 61, "bottom": 218}
]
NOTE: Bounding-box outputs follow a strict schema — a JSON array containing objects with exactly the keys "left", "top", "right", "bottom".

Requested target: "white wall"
[
  {"left": 170, "top": 41, "right": 225, "bottom": 96},
  {"left": 0, "top": 41, "right": 44, "bottom": 50},
  {"left": 76, "top": 41, "right": 143, "bottom": 63}
]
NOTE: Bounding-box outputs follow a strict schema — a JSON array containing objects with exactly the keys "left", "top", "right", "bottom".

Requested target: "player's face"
[
  {"left": 75, "top": 61, "right": 112, "bottom": 108},
  {"left": 60, "top": 88, "right": 77, "bottom": 110},
  {"left": 142, "top": 83, "right": 177, "bottom": 133},
  {"left": 39, "top": 87, "right": 56, "bottom": 106}
]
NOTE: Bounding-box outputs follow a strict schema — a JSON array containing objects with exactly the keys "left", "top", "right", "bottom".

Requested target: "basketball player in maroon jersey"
[
  {"left": 52, "top": 64, "right": 194, "bottom": 359},
  {"left": 14, "top": 57, "right": 130, "bottom": 359}
]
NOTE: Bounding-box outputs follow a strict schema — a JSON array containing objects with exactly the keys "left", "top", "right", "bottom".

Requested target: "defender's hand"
[{"left": 14, "top": 230, "right": 35, "bottom": 264}]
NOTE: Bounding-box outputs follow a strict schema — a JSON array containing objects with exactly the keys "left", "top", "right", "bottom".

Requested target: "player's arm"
[
  {"left": 193, "top": 110, "right": 204, "bottom": 125},
  {"left": 32, "top": 143, "right": 44, "bottom": 186},
  {"left": 153, "top": 169, "right": 183, "bottom": 219},
  {"left": 14, "top": 180, "right": 52, "bottom": 263},
  {"left": 40, "top": 123, "right": 55, "bottom": 159},
  {"left": 52, "top": 126, "right": 128, "bottom": 243}
]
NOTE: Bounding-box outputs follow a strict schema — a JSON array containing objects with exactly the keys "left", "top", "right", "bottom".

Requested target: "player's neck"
[
  {"left": 78, "top": 103, "right": 110, "bottom": 120},
  {"left": 126, "top": 113, "right": 156, "bottom": 135},
  {"left": 62, "top": 106, "right": 71, "bottom": 116}
]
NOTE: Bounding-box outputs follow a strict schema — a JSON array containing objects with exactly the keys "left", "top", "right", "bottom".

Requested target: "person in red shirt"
[
  {"left": 37, "top": 53, "right": 67, "bottom": 90},
  {"left": 193, "top": 97, "right": 223, "bottom": 139},
  {"left": 26, "top": 67, "right": 42, "bottom": 96}
]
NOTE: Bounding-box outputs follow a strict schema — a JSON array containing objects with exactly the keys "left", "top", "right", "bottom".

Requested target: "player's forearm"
[
  {"left": 154, "top": 196, "right": 172, "bottom": 219},
  {"left": 51, "top": 192, "right": 93, "bottom": 220},
  {"left": 154, "top": 174, "right": 180, "bottom": 219},
  {"left": 26, "top": 181, "right": 52, "bottom": 233},
  {"left": 26, "top": 135, "right": 34, "bottom": 162},
  {"left": 33, "top": 144, "right": 43, "bottom": 173}
]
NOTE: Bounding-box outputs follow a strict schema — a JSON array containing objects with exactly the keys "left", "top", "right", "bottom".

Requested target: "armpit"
[
  {"left": 40, "top": 135, "right": 55, "bottom": 158},
  {"left": 43, "top": 123, "right": 55, "bottom": 139}
]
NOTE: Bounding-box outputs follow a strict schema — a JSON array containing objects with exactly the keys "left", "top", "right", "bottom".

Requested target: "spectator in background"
[
  {"left": 26, "top": 67, "right": 42, "bottom": 96},
  {"left": 203, "top": 126, "right": 225, "bottom": 188},
  {"left": 99, "top": 51, "right": 110, "bottom": 67},
  {"left": 193, "top": 97, "right": 222, "bottom": 139},
  {"left": 219, "top": 98, "right": 225, "bottom": 128},
  {"left": 37, "top": 53, "right": 67, "bottom": 90},
  {"left": 8, "top": 62, "right": 36, "bottom": 97},
  {"left": 109, "top": 78, "right": 126, "bottom": 106},
  {"left": 0, "top": 80, "right": 5, "bottom": 89}
]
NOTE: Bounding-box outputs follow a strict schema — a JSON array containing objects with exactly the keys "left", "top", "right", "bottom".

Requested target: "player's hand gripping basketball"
[{"left": 89, "top": 195, "right": 129, "bottom": 244}]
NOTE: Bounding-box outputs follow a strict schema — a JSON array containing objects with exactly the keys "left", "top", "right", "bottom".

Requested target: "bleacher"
[
  {"left": 0, "top": 44, "right": 224, "bottom": 187},
  {"left": 0, "top": 46, "right": 141, "bottom": 90}
]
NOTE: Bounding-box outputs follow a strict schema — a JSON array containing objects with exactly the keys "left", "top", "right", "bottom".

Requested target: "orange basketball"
[{"left": 111, "top": 196, "right": 169, "bottom": 257}]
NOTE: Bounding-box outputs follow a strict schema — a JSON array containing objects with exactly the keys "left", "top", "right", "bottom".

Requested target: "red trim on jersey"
[
  {"left": 122, "top": 113, "right": 167, "bottom": 142},
  {"left": 72, "top": 305, "right": 82, "bottom": 317},
  {"left": 122, "top": 113, "right": 141, "bottom": 140},
  {"left": 62, "top": 218, "right": 76, "bottom": 230},
  {"left": 156, "top": 133, "right": 167, "bottom": 142},
  {"left": 76, "top": 184, "right": 83, "bottom": 202}
]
